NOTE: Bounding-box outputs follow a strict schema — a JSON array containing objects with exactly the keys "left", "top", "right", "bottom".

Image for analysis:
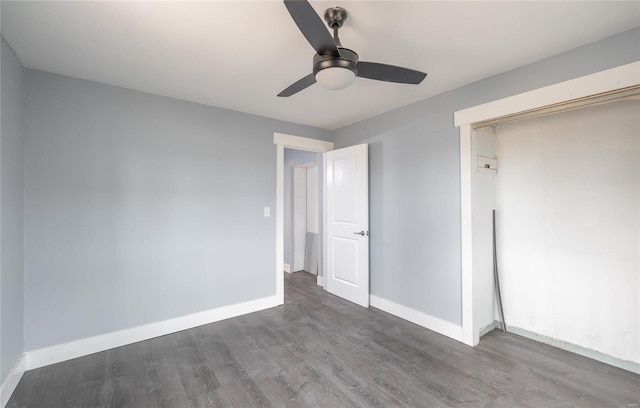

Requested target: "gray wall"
[
  {"left": 1, "top": 36, "right": 26, "bottom": 383},
  {"left": 24, "top": 70, "right": 331, "bottom": 351},
  {"left": 283, "top": 149, "right": 323, "bottom": 275},
  {"left": 332, "top": 27, "right": 640, "bottom": 325}
]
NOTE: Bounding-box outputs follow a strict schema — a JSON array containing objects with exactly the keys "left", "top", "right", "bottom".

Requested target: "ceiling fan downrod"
[{"left": 324, "top": 7, "right": 347, "bottom": 47}]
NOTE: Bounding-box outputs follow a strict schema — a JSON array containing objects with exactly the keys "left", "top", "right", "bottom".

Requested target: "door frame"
[
  {"left": 273, "top": 133, "right": 334, "bottom": 305},
  {"left": 454, "top": 61, "right": 640, "bottom": 347}
]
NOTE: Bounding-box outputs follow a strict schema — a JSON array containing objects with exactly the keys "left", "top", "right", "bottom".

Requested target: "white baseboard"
[
  {"left": 1, "top": 353, "right": 26, "bottom": 408},
  {"left": 506, "top": 325, "right": 640, "bottom": 375},
  {"left": 370, "top": 295, "right": 463, "bottom": 342},
  {"left": 479, "top": 320, "right": 500, "bottom": 337},
  {"left": 26, "top": 295, "right": 280, "bottom": 370},
  {"left": 316, "top": 275, "right": 325, "bottom": 288},
  {"left": 284, "top": 263, "right": 291, "bottom": 273}
]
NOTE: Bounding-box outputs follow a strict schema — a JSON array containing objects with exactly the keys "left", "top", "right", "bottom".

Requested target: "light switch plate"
[{"left": 264, "top": 207, "right": 271, "bottom": 217}]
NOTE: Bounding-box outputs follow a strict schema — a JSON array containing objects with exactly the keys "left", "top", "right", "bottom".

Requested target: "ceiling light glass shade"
[{"left": 315, "top": 67, "right": 356, "bottom": 90}]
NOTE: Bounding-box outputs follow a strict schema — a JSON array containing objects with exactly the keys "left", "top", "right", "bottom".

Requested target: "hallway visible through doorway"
[{"left": 283, "top": 148, "right": 322, "bottom": 277}]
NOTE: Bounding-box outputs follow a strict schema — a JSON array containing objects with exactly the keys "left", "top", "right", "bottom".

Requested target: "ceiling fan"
[{"left": 278, "top": 0, "right": 427, "bottom": 97}]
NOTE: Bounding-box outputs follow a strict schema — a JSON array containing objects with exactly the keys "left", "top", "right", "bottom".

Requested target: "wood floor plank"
[{"left": 8, "top": 271, "right": 640, "bottom": 408}]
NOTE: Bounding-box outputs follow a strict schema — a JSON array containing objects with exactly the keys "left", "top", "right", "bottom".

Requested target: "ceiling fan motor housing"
[{"left": 313, "top": 47, "right": 359, "bottom": 77}]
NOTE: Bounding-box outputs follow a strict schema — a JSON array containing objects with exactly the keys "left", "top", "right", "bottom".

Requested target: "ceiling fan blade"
[
  {"left": 284, "top": 0, "right": 339, "bottom": 56},
  {"left": 357, "top": 62, "right": 427, "bottom": 84},
  {"left": 278, "top": 73, "right": 316, "bottom": 97}
]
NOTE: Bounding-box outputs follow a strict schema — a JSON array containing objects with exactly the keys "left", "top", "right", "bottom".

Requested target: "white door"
[
  {"left": 306, "top": 166, "right": 318, "bottom": 234},
  {"left": 305, "top": 165, "right": 319, "bottom": 275},
  {"left": 292, "top": 166, "right": 307, "bottom": 272},
  {"left": 326, "top": 144, "right": 369, "bottom": 307}
]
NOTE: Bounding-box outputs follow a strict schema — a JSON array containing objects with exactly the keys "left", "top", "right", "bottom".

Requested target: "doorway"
[
  {"left": 273, "top": 133, "right": 334, "bottom": 305},
  {"left": 274, "top": 133, "right": 371, "bottom": 309},
  {"left": 454, "top": 61, "right": 640, "bottom": 372},
  {"left": 284, "top": 150, "right": 321, "bottom": 276}
]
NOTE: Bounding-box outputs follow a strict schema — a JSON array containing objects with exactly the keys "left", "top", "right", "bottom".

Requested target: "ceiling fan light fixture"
[
  {"left": 315, "top": 66, "right": 356, "bottom": 90},
  {"left": 312, "top": 48, "right": 359, "bottom": 91}
]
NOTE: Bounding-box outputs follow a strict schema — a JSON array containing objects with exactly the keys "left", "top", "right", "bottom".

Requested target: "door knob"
[{"left": 353, "top": 230, "right": 369, "bottom": 236}]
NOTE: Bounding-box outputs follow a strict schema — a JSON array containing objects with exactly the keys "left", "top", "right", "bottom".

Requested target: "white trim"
[
  {"left": 284, "top": 263, "right": 291, "bottom": 273},
  {"left": 1, "top": 353, "right": 26, "bottom": 408},
  {"left": 454, "top": 61, "right": 640, "bottom": 126},
  {"left": 370, "top": 295, "right": 463, "bottom": 342},
  {"left": 276, "top": 142, "right": 285, "bottom": 304},
  {"left": 454, "top": 61, "right": 640, "bottom": 348},
  {"left": 273, "top": 133, "right": 334, "bottom": 302},
  {"left": 506, "top": 325, "right": 640, "bottom": 375},
  {"left": 26, "top": 295, "right": 279, "bottom": 370},
  {"left": 480, "top": 320, "right": 640, "bottom": 374},
  {"left": 321, "top": 152, "right": 328, "bottom": 290},
  {"left": 459, "top": 124, "right": 475, "bottom": 346},
  {"left": 273, "top": 132, "right": 334, "bottom": 152},
  {"left": 479, "top": 321, "right": 500, "bottom": 338},
  {"left": 316, "top": 275, "right": 325, "bottom": 288}
]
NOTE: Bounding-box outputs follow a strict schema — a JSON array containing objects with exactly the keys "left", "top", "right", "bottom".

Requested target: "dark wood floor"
[{"left": 9, "top": 272, "right": 640, "bottom": 407}]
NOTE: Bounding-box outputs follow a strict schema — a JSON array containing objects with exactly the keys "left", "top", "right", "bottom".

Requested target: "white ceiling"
[{"left": 2, "top": 1, "right": 639, "bottom": 130}]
